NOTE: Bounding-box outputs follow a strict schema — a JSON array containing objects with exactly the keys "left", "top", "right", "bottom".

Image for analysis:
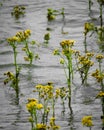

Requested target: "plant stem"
[
  {"left": 25, "top": 40, "right": 32, "bottom": 64},
  {"left": 84, "top": 34, "right": 87, "bottom": 53},
  {"left": 68, "top": 52, "right": 73, "bottom": 113},
  {"left": 13, "top": 46, "right": 19, "bottom": 100},
  {"left": 100, "top": 3, "right": 103, "bottom": 41}
]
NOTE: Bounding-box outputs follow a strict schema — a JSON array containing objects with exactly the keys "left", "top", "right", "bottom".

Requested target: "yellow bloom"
[
  {"left": 96, "top": 91, "right": 104, "bottom": 98},
  {"left": 96, "top": 54, "right": 104, "bottom": 60},
  {"left": 53, "top": 49, "right": 60, "bottom": 55},
  {"left": 60, "top": 39, "right": 75, "bottom": 48},
  {"left": 36, "top": 103, "right": 43, "bottom": 109},
  {"left": 60, "top": 58, "right": 64, "bottom": 64},
  {"left": 82, "top": 115, "right": 93, "bottom": 127},
  {"left": 26, "top": 100, "right": 38, "bottom": 111},
  {"left": 24, "top": 56, "right": 30, "bottom": 61},
  {"left": 36, "top": 123, "right": 47, "bottom": 130}
]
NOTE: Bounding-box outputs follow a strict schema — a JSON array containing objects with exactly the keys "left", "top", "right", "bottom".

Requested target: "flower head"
[{"left": 82, "top": 115, "right": 93, "bottom": 127}]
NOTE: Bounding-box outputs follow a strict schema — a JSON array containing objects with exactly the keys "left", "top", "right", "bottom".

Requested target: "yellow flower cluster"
[
  {"left": 82, "top": 115, "right": 93, "bottom": 127},
  {"left": 78, "top": 55, "right": 94, "bottom": 67},
  {"left": 84, "top": 22, "right": 94, "bottom": 35},
  {"left": 60, "top": 39, "right": 75, "bottom": 48},
  {"left": 53, "top": 49, "right": 60, "bottom": 55},
  {"left": 96, "top": 91, "right": 104, "bottom": 98},
  {"left": 36, "top": 123, "right": 47, "bottom": 130},
  {"left": 96, "top": 54, "right": 104, "bottom": 62},
  {"left": 86, "top": 52, "right": 94, "bottom": 57},
  {"left": 4, "top": 71, "right": 14, "bottom": 79},
  {"left": 7, "top": 29, "right": 31, "bottom": 43},
  {"left": 48, "top": 117, "right": 60, "bottom": 130},
  {"left": 26, "top": 98, "right": 43, "bottom": 112},
  {"left": 91, "top": 69, "right": 104, "bottom": 82},
  {"left": 4, "top": 71, "right": 15, "bottom": 85},
  {"left": 35, "top": 84, "right": 54, "bottom": 99}
]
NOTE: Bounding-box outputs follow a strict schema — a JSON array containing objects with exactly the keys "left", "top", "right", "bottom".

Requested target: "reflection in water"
[{"left": 68, "top": 113, "right": 75, "bottom": 130}]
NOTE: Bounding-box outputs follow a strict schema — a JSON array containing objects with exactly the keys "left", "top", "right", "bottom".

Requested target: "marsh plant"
[
  {"left": 26, "top": 83, "right": 64, "bottom": 130},
  {"left": 18, "top": 30, "right": 39, "bottom": 64},
  {"left": 53, "top": 39, "right": 76, "bottom": 113},
  {"left": 83, "top": 22, "right": 95, "bottom": 53},
  {"left": 43, "top": 32, "right": 50, "bottom": 45},
  {"left": 47, "top": 8, "right": 65, "bottom": 21},
  {"left": 4, "top": 34, "right": 21, "bottom": 100},
  {"left": 81, "top": 115, "right": 93, "bottom": 130},
  {"left": 75, "top": 52, "right": 94, "bottom": 85},
  {"left": 91, "top": 53, "right": 104, "bottom": 90},
  {"left": 4, "top": 29, "right": 38, "bottom": 101},
  {"left": 11, "top": 5, "right": 26, "bottom": 19}
]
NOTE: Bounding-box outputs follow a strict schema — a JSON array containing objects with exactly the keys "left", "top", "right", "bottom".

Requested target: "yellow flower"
[
  {"left": 60, "top": 39, "right": 75, "bottom": 48},
  {"left": 24, "top": 56, "right": 30, "bottom": 61},
  {"left": 26, "top": 100, "right": 38, "bottom": 111},
  {"left": 96, "top": 54, "right": 104, "bottom": 60},
  {"left": 36, "top": 123, "right": 47, "bottom": 130},
  {"left": 36, "top": 103, "right": 43, "bottom": 109},
  {"left": 86, "top": 52, "right": 94, "bottom": 57},
  {"left": 96, "top": 91, "right": 104, "bottom": 98},
  {"left": 53, "top": 49, "right": 60, "bottom": 55},
  {"left": 82, "top": 115, "right": 93, "bottom": 127},
  {"left": 60, "top": 58, "right": 64, "bottom": 64},
  {"left": 84, "top": 22, "right": 94, "bottom": 34},
  {"left": 24, "top": 29, "right": 31, "bottom": 38},
  {"left": 55, "top": 88, "right": 60, "bottom": 98}
]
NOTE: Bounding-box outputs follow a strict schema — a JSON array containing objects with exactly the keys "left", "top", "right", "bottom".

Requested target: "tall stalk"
[{"left": 13, "top": 46, "right": 19, "bottom": 100}]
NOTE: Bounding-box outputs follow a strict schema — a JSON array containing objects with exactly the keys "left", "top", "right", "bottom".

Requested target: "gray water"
[{"left": 0, "top": 0, "right": 104, "bottom": 130}]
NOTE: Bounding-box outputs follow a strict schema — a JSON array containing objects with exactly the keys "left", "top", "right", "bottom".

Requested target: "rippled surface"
[{"left": 0, "top": 0, "right": 104, "bottom": 130}]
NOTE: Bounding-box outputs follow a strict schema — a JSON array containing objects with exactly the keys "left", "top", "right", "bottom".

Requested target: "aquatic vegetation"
[
  {"left": 4, "top": 35, "right": 22, "bottom": 101},
  {"left": 47, "top": 8, "right": 65, "bottom": 21},
  {"left": 4, "top": 29, "right": 39, "bottom": 102},
  {"left": 0, "top": 2, "right": 3, "bottom": 7},
  {"left": 27, "top": 83, "right": 62, "bottom": 130},
  {"left": 88, "top": 0, "right": 93, "bottom": 13},
  {"left": 16, "top": 29, "right": 39, "bottom": 64},
  {"left": 83, "top": 22, "right": 95, "bottom": 53},
  {"left": 75, "top": 52, "right": 94, "bottom": 85},
  {"left": 11, "top": 5, "right": 26, "bottom": 19},
  {"left": 91, "top": 53, "right": 104, "bottom": 89},
  {"left": 53, "top": 39, "right": 76, "bottom": 113},
  {"left": 82, "top": 115, "right": 93, "bottom": 130},
  {"left": 44, "top": 32, "right": 50, "bottom": 45}
]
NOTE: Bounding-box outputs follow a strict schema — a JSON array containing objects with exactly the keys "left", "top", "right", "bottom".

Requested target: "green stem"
[
  {"left": 13, "top": 46, "right": 19, "bottom": 99},
  {"left": 99, "top": 61, "right": 104, "bottom": 91},
  {"left": 100, "top": 3, "right": 103, "bottom": 41},
  {"left": 52, "top": 98, "right": 55, "bottom": 117},
  {"left": 84, "top": 34, "right": 87, "bottom": 53},
  {"left": 25, "top": 40, "right": 32, "bottom": 64},
  {"left": 67, "top": 51, "right": 73, "bottom": 113}
]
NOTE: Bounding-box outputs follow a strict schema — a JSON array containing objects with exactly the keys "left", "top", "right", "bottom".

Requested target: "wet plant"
[
  {"left": 27, "top": 83, "right": 61, "bottom": 130},
  {"left": 11, "top": 5, "right": 26, "bottom": 19},
  {"left": 75, "top": 52, "right": 94, "bottom": 86},
  {"left": 0, "top": 2, "right": 3, "bottom": 7},
  {"left": 47, "top": 8, "right": 65, "bottom": 22},
  {"left": 88, "top": 0, "right": 93, "bottom": 16},
  {"left": 83, "top": 22, "right": 95, "bottom": 53},
  {"left": 17, "top": 29, "right": 39, "bottom": 64},
  {"left": 4, "top": 29, "right": 38, "bottom": 102},
  {"left": 91, "top": 53, "right": 104, "bottom": 90},
  {"left": 81, "top": 115, "right": 93, "bottom": 130},
  {"left": 4, "top": 35, "right": 21, "bottom": 101},
  {"left": 53, "top": 39, "right": 76, "bottom": 113},
  {"left": 43, "top": 32, "right": 50, "bottom": 45}
]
